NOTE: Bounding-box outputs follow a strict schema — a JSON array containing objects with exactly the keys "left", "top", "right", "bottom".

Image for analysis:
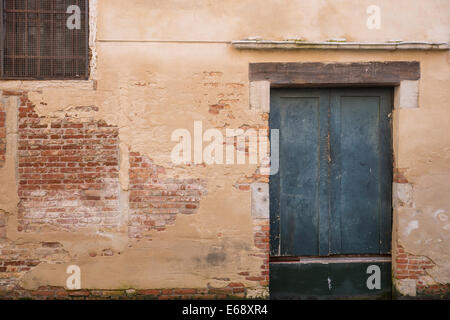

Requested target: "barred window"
[{"left": 0, "top": 0, "right": 89, "bottom": 80}]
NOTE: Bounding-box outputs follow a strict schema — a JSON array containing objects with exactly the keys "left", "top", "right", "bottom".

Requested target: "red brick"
[
  {"left": 17, "top": 98, "right": 121, "bottom": 232},
  {"left": 246, "top": 276, "right": 265, "bottom": 281},
  {"left": 137, "top": 289, "right": 161, "bottom": 296},
  {"left": 227, "top": 282, "right": 244, "bottom": 288},
  {"left": 32, "top": 290, "right": 55, "bottom": 297},
  {"left": 2, "top": 90, "right": 23, "bottom": 96},
  {"left": 173, "top": 289, "right": 196, "bottom": 295},
  {"left": 68, "top": 290, "right": 90, "bottom": 296}
]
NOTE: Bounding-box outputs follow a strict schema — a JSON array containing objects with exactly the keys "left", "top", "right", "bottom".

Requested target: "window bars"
[{"left": 1, "top": 0, "right": 89, "bottom": 79}]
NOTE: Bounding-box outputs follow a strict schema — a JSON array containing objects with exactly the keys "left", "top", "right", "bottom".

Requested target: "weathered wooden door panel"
[
  {"left": 330, "top": 90, "right": 392, "bottom": 255},
  {"left": 270, "top": 88, "right": 392, "bottom": 257}
]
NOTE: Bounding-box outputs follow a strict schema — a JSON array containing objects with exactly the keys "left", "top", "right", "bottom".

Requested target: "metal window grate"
[{"left": 1, "top": 0, "right": 89, "bottom": 80}]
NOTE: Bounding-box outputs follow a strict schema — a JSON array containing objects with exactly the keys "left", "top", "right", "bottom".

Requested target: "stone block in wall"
[
  {"left": 395, "top": 279, "right": 417, "bottom": 296},
  {"left": 249, "top": 81, "right": 270, "bottom": 112},
  {"left": 394, "top": 80, "right": 419, "bottom": 109},
  {"left": 251, "top": 183, "right": 269, "bottom": 219},
  {"left": 393, "top": 182, "right": 414, "bottom": 208}
]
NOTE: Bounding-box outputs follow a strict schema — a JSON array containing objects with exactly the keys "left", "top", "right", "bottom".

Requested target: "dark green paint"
[
  {"left": 270, "top": 261, "right": 392, "bottom": 300},
  {"left": 270, "top": 88, "right": 393, "bottom": 257}
]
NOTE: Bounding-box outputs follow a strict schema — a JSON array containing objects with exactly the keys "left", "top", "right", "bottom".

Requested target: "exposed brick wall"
[
  {"left": 395, "top": 244, "right": 435, "bottom": 281},
  {"left": 0, "top": 98, "right": 6, "bottom": 168},
  {"left": 231, "top": 125, "right": 270, "bottom": 191},
  {"left": 199, "top": 71, "right": 248, "bottom": 122},
  {"left": 0, "top": 283, "right": 249, "bottom": 300},
  {"left": 128, "top": 151, "right": 207, "bottom": 238},
  {"left": 393, "top": 167, "right": 449, "bottom": 297},
  {"left": 0, "top": 219, "right": 270, "bottom": 299},
  {"left": 229, "top": 122, "right": 271, "bottom": 292},
  {"left": 0, "top": 242, "right": 68, "bottom": 291},
  {"left": 17, "top": 93, "right": 121, "bottom": 232},
  {"left": 417, "top": 283, "right": 450, "bottom": 298},
  {"left": 249, "top": 219, "right": 269, "bottom": 288},
  {"left": 200, "top": 73, "right": 270, "bottom": 295},
  {"left": 395, "top": 244, "right": 449, "bottom": 297}
]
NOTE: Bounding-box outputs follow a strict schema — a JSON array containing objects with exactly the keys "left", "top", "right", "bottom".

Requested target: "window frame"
[{"left": 0, "top": 0, "right": 90, "bottom": 80}]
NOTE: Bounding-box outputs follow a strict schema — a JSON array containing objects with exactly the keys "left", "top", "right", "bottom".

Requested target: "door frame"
[{"left": 247, "top": 61, "right": 421, "bottom": 297}]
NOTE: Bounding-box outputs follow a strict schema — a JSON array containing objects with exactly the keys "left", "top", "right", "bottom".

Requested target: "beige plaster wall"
[{"left": 0, "top": 0, "right": 449, "bottom": 294}]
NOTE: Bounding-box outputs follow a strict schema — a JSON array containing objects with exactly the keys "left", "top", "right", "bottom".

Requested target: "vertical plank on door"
[
  {"left": 330, "top": 88, "right": 392, "bottom": 255},
  {"left": 270, "top": 89, "right": 329, "bottom": 256}
]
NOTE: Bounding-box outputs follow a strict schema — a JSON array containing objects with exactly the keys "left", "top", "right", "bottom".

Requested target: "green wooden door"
[
  {"left": 269, "top": 88, "right": 393, "bottom": 298},
  {"left": 270, "top": 88, "right": 392, "bottom": 257}
]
